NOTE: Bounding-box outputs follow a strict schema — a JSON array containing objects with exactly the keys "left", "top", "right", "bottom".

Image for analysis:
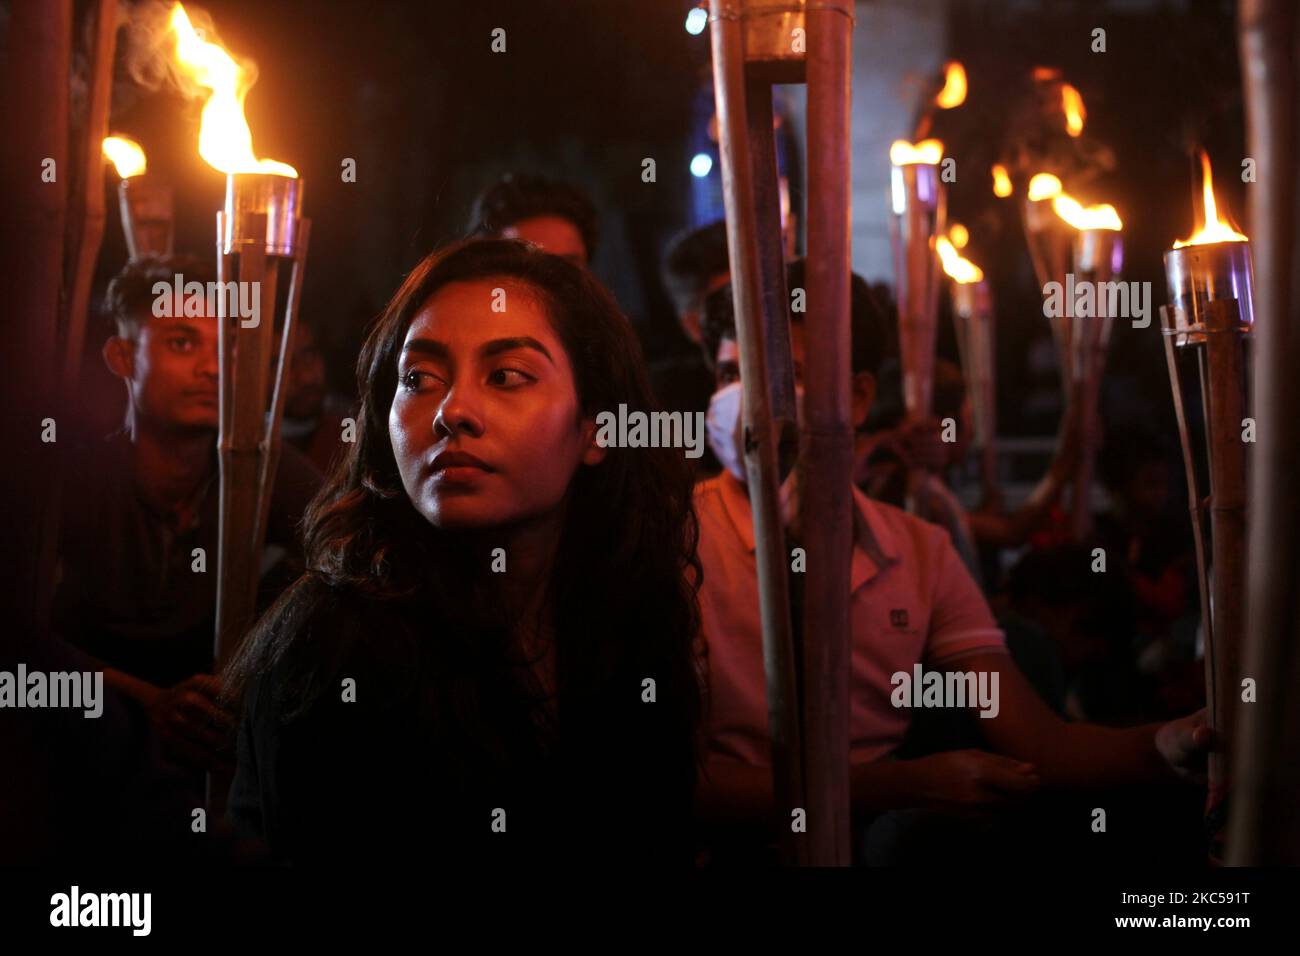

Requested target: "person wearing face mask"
[{"left": 691, "top": 259, "right": 1211, "bottom": 864}]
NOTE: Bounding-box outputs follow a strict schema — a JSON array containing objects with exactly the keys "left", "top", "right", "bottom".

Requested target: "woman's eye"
[
  {"left": 402, "top": 369, "right": 434, "bottom": 391},
  {"left": 169, "top": 337, "right": 194, "bottom": 353},
  {"left": 489, "top": 367, "right": 533, "bottom": 387}
]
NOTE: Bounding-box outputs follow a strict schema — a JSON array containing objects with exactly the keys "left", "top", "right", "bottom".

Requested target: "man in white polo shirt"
[{"left": 692, "top": 261, "right": 1211, "bottom": 847}]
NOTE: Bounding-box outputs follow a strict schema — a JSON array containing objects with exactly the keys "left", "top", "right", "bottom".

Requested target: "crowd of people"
[{"left": 20, "top": 172, "right": 1213, "bottom": 867}]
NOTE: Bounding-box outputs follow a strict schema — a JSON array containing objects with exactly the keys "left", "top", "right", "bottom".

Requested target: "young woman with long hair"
[{"left": 224, "top": 239, "right": 703, "bottom": 866}]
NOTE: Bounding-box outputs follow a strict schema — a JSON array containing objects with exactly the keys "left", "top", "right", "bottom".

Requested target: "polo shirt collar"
[{"left": 715, "top": 470, "right": 901, "bottom": 593}]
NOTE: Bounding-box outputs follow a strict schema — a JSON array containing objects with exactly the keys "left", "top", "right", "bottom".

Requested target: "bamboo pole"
[
  {"left": 801, "top": 0, "right": 855, "bottom": 866},
  {"left": 30, "top": 0, "right": 120, "bottom": 645},
  {"left": 1068, "top": 230, "right": 1120, "bottom": 540},
  {"left": 889, "top": 159, "right": 946, "bottom": 512},
  {"left": 745, "top": 82, "right": 800, "bottom": 471},
  {"left": 708, "top": 0, "right": 805, "bottom": 865},
  {"left": 215, "top": 213, "right": 272, "bottom": 668},
  {"left": 255, "top": 221, "right": 313, "bottom": 555},
  {"left": 952, "top": 280, "right": 998, "bottom": 492},
  {"left": 1203, "top": 298, "right": 1248, "bottom": 859},
  {"left": 1023, "top": 197, "right": 1073, "bottom": 403},
  {"left": 5, "top": 0, "right": 71, "bottom": 637},
  {"left": 61, "top": 0, "right": 118, "bottom": 399},
  {"left": 1159, "top": 306, "right": 1214, "bottom": 754},
  {"left": 1230, "top": 0, "right": 1300, "bottom": 865}
]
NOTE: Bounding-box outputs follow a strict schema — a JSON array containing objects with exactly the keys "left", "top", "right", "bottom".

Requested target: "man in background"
[
  {"left": 54, "top": 255, "right": 321, "bottom": 774},
  {"left": 277, "top": 319, "right": 351, "bottom": 475},
  {"left": 469, "top": 172, "right": 598, "bottom": 267}
]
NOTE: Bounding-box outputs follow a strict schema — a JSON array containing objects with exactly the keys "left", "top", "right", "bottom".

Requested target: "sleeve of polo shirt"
[{"left": 922, "top": 527, "right": 1008, "bottom": 666}]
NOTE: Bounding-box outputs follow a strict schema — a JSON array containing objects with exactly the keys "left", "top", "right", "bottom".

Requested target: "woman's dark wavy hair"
[{"left": 226, "top": 239, "right": 702, "bottom": 760}]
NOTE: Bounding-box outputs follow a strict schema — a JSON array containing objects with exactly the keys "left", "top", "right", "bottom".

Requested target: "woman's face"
[{"left": 389, "top": 277, "right": 606, "bottom": 530}]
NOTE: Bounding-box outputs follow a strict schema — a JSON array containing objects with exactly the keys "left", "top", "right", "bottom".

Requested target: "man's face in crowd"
[
  {"left": 713, "top": 322, "right": 875, "bottom": 430},
  {"left": 500, "top": 215, "right": 588, "bottom": 266},
  {"left": 104, "top": 294, "right": 220, "bottom": 431},
  {"left": 284, "top": 322, "right": 327, "bottom": 420},
  {"left": 713, "top": 328, "right": 806, "bottom": 391},
  {"left": 682, "top": 270, "right": 731, "bottom": 346}
]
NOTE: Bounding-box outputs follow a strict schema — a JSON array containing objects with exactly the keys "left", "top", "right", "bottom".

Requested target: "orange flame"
[
  {"left": 1173, "top": 151, "right": 1248, "bottom": 248},
  {"left": 103, "top": 135, "right": 147, "bottom": 178},
  {"left": 937, "top": 236, "right": 983, "bottom": 284},
  {"left": 169, "top": 3, "right": 296, "bottom": 177},
  {"left": 1052, "top": 193, "right": 1122, "bottom": 231},
  {"left": 1062, "top": 83, "right": 1086, "bottom": 137},
  {"left": 1027, "top": 173, "right": 1062, "bottom": 202},
  {"left": 948, "top": 222, "right": 969, "bottom": 249},
  {"left": 992, "top": 163, "right": 1013, "bottom": 198},
  {"left": 890, "top": 138, "right": 943, "bottom": 165},
  {"left": 935, "top": 62, "right": 967, "bottom": 109}
]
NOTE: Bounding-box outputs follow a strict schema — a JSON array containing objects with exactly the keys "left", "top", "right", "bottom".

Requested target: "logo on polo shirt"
[{"left": 890, "top": 608, "right": 909, "bottom": 629}]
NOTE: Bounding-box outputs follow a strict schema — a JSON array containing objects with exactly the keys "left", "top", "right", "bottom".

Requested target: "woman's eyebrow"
[
  {"left": 480, "top": 336, "right": 554, "bottom": 365},
  {"left": 401, "top": 338, "right": 450, "bottom": 360}
]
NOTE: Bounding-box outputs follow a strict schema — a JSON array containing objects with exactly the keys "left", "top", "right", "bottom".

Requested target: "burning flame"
[
  {"left": 992, "top": 163, "right": 1013, "bottom": 198},
  {"left": 948, "top": 223, "right": 969, "bottom": 249},
  {"left": 1052, "top": 193, "right": 1122, "bottom": 231},
  {"left": 1027, "top": 173, "right": 1062, "bottom": 202},
  {"left": 936, "top": 236, "right": 984, "bottom": 284},
  {"left": 935, "top": 62, "right": 967, "bottom": 109},
  {"left": 1062, "top": 83, "right": 1086, "bottom": 137},
  {"left": 1173, "top": 151, "right": 1248, "bottom": 248},
  {"left": 890, "top": 138, "right": 943, "bottom": 166},
  {"left": 103, "top": 135, "right": 146, "bottom": 179},
  {"left": 169, "top": 3, "right": 297, "bottom": 177}
]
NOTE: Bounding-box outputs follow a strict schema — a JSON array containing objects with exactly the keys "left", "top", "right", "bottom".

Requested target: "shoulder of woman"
[{"left": 243, "top": 575, "right": 420, "bottom": 718}]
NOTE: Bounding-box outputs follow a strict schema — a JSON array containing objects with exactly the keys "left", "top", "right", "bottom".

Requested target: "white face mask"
[
  {"left": 706, "top": 380, "right": 805, "bottom": 484},
  {"left": 706, "top": 382, "right": 746, "bottom": 481}
]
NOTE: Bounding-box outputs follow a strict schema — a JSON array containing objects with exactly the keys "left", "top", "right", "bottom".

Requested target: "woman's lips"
[
  {"left": 434, "top": 466, "right": 488, "bottom": 485},
  {"left": 427, "top": 450, "right": 494, "bottom": 485}
]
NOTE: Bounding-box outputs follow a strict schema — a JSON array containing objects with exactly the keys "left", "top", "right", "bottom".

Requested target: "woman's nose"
[{"left": 433, "top": 384, "right": 485, "bottom": 437}]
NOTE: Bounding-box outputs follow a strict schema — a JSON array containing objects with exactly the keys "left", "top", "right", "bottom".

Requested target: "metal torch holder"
[
  {"left": 1160, "top": 240, "right": 1253, "bottom": 858},
  {"left": 213, "top": 173, "right": 311, "bottom": 668},
  {"left": 951, "top": 279, "right": 997, "bottom": 491},
  {"left": 118, "top": 174, "right": 174, "bottom": 260}
]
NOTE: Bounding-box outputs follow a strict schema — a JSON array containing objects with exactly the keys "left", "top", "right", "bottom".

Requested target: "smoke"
[{"left": 118, "top": 0, "right": 260, "bottom": 101}]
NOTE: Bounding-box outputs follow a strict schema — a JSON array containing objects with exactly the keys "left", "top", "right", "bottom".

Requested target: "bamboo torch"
[
  {"left": 103, "top": 135, "right": 174, "bottom": 260},
  {"left": 1160, "top": 150, "right": 1252, "bottom": 862},
  {"left": 215, "top": 176, "right": 310, "bottom": 666},
  {"left": 938, "top": 229, "right": 997, "bottom": 491},
  {"left": 889, "top": 137, "right": 947, "bottom": 509},
  {"left": 1022, "top": 173, "right": 1074, "bottom": 398},
  {"left": 166, "top": 3, "right": 311, "bottom": 667},
  {"left": 1050, "top": 193, "right": 1123, "bottom": 539}
]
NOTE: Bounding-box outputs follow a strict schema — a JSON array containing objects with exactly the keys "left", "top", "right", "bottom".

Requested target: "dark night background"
[{"left": 84, "top": 0, "right": 1245, "bottom": 453}]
